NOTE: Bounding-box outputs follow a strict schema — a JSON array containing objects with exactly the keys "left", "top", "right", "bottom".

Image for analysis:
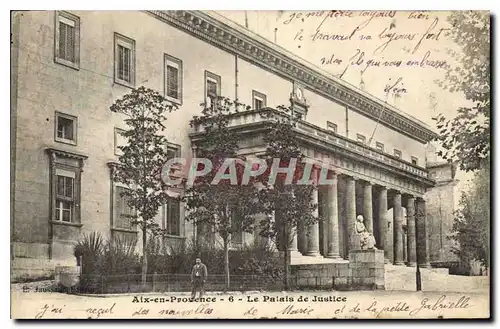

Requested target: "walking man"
[{"left": 191, "top": 257, "right": 208, "bottom": 299}]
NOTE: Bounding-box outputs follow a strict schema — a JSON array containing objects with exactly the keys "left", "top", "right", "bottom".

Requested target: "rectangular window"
[
  {"left": 114, "top": 128, "right": 126, "bottom": 156},
  {"left": 375, "top": 142, "right": 384, "bottom": 152},
  {"left": 115, "top": 186, "right": 134, "bottom": 230},
  {"left": 205, "top": 71, "right": 221, "bottom": 108},
  {"left": 166, "top": 143, "right": 181, "bottom": 161},
  {"left": 55, "top": 112, "right": 77, "bottom": 145},
  {"left": 114, "top": 33, "right": 135, "bottom": 87},
  {"left": 394, "top": 149, "right": 402, "bottom": 159},
  {"left": 411, "top": 156, "right": 418, "bottom": 165},
  {"left": 252, "top": 90, "right": 267, "bottom": 110},
  {"left": 327, "top": 121, "right": 337, "bottom": 133},
  {"left": 356, "top": 134, "right": 366, "bottom": 144},
  {"left": 54, "top": 11, "right": 80, "bottom": 69},
  {"left": 164, "top": 54, "right": 183, "bottom": 104},
  {"left": 55, "top": 171, "right": 75, "bottom": 222},
  {"left": 165, "top": 198, "right": 181, "bottom": 236}
]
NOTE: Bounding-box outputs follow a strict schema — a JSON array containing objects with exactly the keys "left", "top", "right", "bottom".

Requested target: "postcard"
[{"left": 10, "top": 10, "right": 490, "bottom": 319}]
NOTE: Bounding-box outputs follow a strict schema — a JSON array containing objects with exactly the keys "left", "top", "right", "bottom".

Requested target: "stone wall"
[{"left": 291, "top": 250, "right": 385, "bottom": 290}]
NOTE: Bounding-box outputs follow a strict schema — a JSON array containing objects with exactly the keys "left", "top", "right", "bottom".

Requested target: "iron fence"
[{"left": 75, "top": 273, "right": 345, "bottom": 294}]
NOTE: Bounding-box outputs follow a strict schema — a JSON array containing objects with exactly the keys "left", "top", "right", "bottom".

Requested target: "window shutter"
[
  {"left": 166, "top": 199, "right": 180, "bottom": 236},
  {"left": 166, "top": 65, "right": 179, "bottom": 99},
  {"left": 59, "top": 22, "right": 75, "bottom": 62},
  {"left": 66, "top": 24, "right": 75, "bottom": 62},
  {"left": 118, "top": 45, "right": 131, "bottom": 82},
  {"left": 207, "top": 80, "right": 217, "bottom": 96}
]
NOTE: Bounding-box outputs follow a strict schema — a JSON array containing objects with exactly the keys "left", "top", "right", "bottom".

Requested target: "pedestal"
[{"left": 348, "top": 249, "right": 385, "bottom": 290}]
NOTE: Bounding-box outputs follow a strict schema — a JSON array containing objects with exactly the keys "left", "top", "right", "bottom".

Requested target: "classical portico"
[{"left": 190, "top": 107, "right": 436, "bottom": 268}]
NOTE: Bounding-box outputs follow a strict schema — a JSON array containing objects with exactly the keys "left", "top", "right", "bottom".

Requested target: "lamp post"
[{"left": 416, "top": 264, "right": 422, "bottom": 291}]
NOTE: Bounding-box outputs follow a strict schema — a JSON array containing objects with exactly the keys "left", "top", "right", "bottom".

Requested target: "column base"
[
  {"left": 393, "top": 261, "right": 405, "bottom": 266},
  {"left": 305, "top": 251, "right": 321, "bottom": 257},
  {"left": 406, "top": 262, "right": 416, "bottom": 267},
  {"left": 325, "top": 253, "right": 342, "bottom": 259}
]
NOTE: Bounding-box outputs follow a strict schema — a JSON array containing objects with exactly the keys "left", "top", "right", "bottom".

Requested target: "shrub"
[
  {"left": 101, "top": 235, "right": 141, "bottom": 275},
  {"left": 75, "top": 231, "right": 283, "bottom": 283}
]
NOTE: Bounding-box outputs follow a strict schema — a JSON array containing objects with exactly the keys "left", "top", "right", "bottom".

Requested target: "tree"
[
  {"left": 183, "top": 97, "right": 263, "bottom": 290},
  {"left": 451, "top": 159, "right": 490, "bottom": 271},
  {"left": 257, "top": 107, "right": 320, "bottom": 290},
  {"left": 110, "top": 86, "right": 178, "bottom": 287},
  {"left": 434, "top": 11, "right": 490, "bottom": 172}
]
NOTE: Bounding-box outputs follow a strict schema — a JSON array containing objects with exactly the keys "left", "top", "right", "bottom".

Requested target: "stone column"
[
  {"left": 326, "top": 172, "right": 341, "bottom": 259},
  {"left": 377, "top": 186, "right": 389, "bottom": 262},
  {"left": 306, "top": 187, "right": 320, "bottom": 256},
  {"left": 363, "top": 181, "right": 373, "bottom": 233},
  {"left": 406, "top": 195, "right": 417, "bottom": 267},
  {"left": 416, "top": 198, "right": 431, "bottom": 268},
  {"left": 393, "top": 192, "right": 404, "bottom": 265},
  {"left": 345, "top": 175, "right": 357, "bottom": 251}
]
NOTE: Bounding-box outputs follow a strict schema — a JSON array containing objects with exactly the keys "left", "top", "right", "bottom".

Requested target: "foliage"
[
  {"left": 257, "top": 106, "right": 320, "bottom": 288},
  {"left": 74, "top": 233, "right": 141, "bottom": 277},
  {"left": 101, "top": 236, "right": 141, "bottom": 275},
  {"left": 232, "top": 240, "right": 283, "bottom": 280},
  {"left": 148, "top": 236, "right": 282, "bottom": 277},
  {"left": 451, "top": 159, "right": 490, "bottom": 269},
  {"left": 74, "top": 232, "right": 106, "bottom": 275},
  {"left": 183, "top": 96, "right": 263, "bottom": 289},
  {"left": 434, "top": 11, "right": 490, "bottom": 171},
  {"left": 109, "top": 86, "right": 178, "bottom": 285}
]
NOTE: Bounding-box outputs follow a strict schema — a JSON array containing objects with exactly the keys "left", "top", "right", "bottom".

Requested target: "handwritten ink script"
[
  {"left": 282, "top": 10, "right": 454, "bottom": 78},
  {"left": 12, "top": 291, "right": 487, "bottom": 319}
]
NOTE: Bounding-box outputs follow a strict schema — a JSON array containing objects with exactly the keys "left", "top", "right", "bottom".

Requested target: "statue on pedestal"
[{"left": 355, "top": 215, "right": 377, "bottom": 250}]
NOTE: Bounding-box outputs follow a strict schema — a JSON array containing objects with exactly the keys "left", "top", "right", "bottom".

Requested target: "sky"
[{"left": 216, "top": 10, "right": 477, "bottom": 193}]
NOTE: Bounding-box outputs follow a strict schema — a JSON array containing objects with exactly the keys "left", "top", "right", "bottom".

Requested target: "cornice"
[
  {"left": 147, "top": 10, "right": 438, "bottom": 144},
  {"left": 46, "top": 147, "right": 88, "bottom": 161}
]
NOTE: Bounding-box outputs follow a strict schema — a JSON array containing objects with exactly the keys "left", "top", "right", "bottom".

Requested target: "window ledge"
[
  {"left": 51, "top": 220, "right": 83, "bottom": 228},
  {"left": 114, "top": 80, "right": 135, "bottom": 89},
  {"left": 111, "top": 227, "right": 137, "bottom": 234},
  {"left": 165, "top": 95, "right": 182, "bottom": 106},
  {"left": 54, "top": 57, "right": 80, "bottom": 71},
  {"left": 55, "top": 137, "right": 77, "bottom": 146}
]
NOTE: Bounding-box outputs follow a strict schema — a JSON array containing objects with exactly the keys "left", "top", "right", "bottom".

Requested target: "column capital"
[
  {"left": 344, "top": 174, "right": 359, "bottom": 182},
  {"left": 416, "top": 196, "right": 426, "bottom": 203},
  {"left": 391, "top": 189, "right": 402, "bottom": 196},
  {"left": 374, "top": 184, "right": 388, "bottom": 191}
]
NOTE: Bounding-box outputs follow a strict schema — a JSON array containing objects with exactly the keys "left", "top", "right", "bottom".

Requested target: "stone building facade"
[{"left": 11, "top": 10, "right": 451, "bottom": 279}]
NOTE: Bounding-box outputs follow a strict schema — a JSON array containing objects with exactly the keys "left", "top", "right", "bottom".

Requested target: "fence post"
[
  {"left": 315, "top": 276, "right": 318, "bottom": 289},
  {"left": 100, "top": 275, "right": 104, "bottom": 294},
  {"left": 332, "top": 276, "right": 335, "bottom": 290},
  {"left": 153, "top": 272, "right": 157, "bottom": 292}
]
